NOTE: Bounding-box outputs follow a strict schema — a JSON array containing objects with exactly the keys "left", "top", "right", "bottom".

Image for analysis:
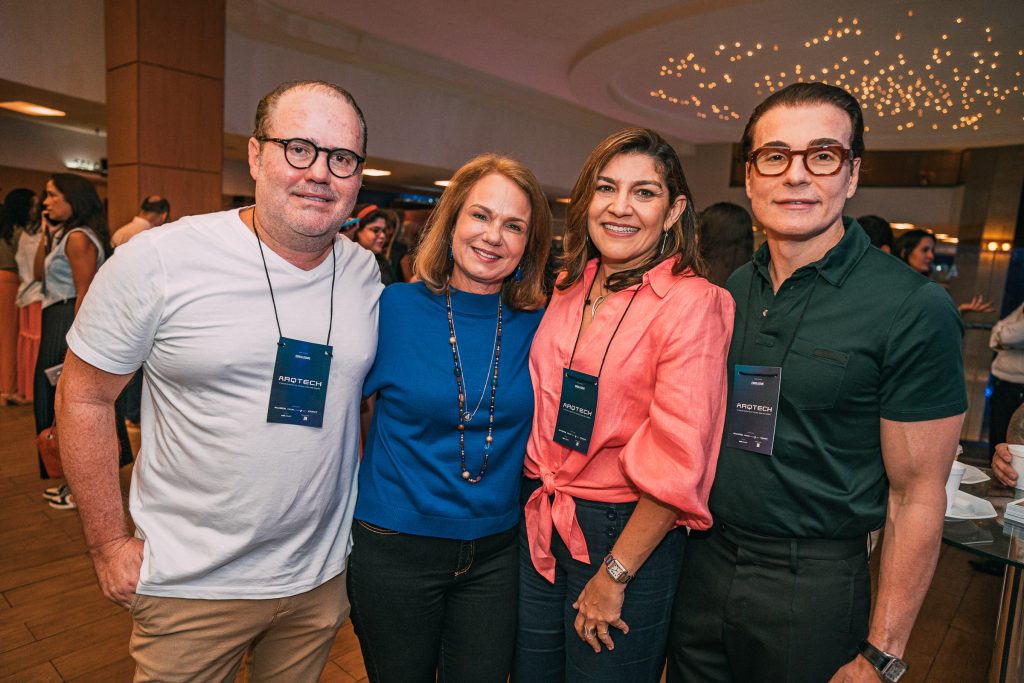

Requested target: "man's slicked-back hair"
[
  {"left": 253, "top": 80, "right": 368, "bottom": 155},
  {"left": 740, "top": 82, "right": 864, "bottom": 160}
]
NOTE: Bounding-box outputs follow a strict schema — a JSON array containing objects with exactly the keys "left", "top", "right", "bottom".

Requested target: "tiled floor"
[{"left": 0, "top": 402, "right": 1003, "bottom": 681}]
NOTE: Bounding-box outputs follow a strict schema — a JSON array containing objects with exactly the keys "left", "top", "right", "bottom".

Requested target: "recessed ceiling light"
[
  {"left": 362, "top": 168, "right": 391, "bottom": 177},
  {"left": 0, "top": 101, "right": 66, "bottom": 117},
  {"left": 434, "top": 180, "right": 451, "bottom": 187}
]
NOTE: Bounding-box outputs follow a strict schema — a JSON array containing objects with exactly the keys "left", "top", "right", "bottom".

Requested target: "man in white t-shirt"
[
  {"left": 111, "top": 195, "right": 170, "bottom": 248},
  {"left": 56, "top": 80, "right": 383, "bottom": 681}
]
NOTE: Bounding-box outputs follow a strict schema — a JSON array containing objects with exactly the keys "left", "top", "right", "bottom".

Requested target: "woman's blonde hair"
[
  {"left": 414, "top": 154, "right": 552, "bottom": 310},
  {"left": 560, "top": 127, "right": 705, "bottom": 292}
]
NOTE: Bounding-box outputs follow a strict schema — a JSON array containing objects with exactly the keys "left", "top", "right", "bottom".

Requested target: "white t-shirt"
[{"left": 68, "top": 208, "right": 382, "bottom": 599}]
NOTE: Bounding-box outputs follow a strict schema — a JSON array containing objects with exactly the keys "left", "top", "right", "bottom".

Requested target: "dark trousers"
[
  {"left": 124, "top": 369, "right": 143, "bottom": 423},
  {"left": 33, "top": 299, "right": 133, "bottom": 479},
  {"left": 990, "top": 376, "right": 1024, "bottom": 458},
  {"left": 346, "top": 521, "right": 518, "bottom": 683},
  {"left": 667, "top": 521, "right": 870, "bottom": 683},
  {"left": 512, "top": 480, "right": 686, "bottom": 683}
]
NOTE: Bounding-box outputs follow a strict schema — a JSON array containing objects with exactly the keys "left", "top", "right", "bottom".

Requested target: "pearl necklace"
[{"left": 446, "top": 286, "right": 502, "bottom": 483}]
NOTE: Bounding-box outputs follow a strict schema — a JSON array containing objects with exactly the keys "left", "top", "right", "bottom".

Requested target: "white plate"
[
  {"left": 945, "top": 490, "right": 997, "bottom": 521},
  {"left": 960, "top": 463, "right": 990, "bottom": 485}
]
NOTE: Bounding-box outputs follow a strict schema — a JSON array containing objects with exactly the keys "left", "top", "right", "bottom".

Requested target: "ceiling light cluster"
[{"left": 651, "top": 12, "right": 1022, "bottom": 133}]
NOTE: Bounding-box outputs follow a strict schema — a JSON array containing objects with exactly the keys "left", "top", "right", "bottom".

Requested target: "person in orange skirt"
[{"left": 1, "top": 188, "right": 37, "bottom": 406}]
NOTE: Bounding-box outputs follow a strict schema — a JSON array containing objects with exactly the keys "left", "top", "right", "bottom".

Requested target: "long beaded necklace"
[{"left": 446, "top": 284, "right": 502, "bottom": 483}]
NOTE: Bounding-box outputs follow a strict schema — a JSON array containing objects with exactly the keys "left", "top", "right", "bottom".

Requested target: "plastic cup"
[
  {"left": 945, "top": 461, "right": 966, "bottom": 515},
  {"left": 1008, "top": 445, "right": 1024, "bottom": 490}
]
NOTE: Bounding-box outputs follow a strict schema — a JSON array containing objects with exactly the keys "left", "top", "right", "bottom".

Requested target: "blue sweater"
[{"left": 356, "top": 282, "right": 542, "bottom": 540}]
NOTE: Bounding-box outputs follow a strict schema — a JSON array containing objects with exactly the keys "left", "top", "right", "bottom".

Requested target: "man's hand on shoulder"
[
  {"left": 993, "top": 442, "right": 1018, "bottom": 488},
  {"left": 829, "top": 654, "right": 883, "bottom": 682},
  {"left": 89, "top": 536, "right": 144, "bottom": 609}
]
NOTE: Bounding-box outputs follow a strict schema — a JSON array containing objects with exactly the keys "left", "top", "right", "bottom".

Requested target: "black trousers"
[
  {"left": 33, "top": 299, "right": 133, "bottom": 479},
  {"left": 989, "top": 376, "right": 1024, "bottom": 458},
  {"left": 667, "top": 521, "right": 870, "bottom": 683},
  {"left": 346, "top": 521, "right": 518, "bottom": 683}
]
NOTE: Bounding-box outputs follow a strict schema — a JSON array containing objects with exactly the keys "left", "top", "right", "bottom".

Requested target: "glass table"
[{"left": 942, "top": 477, "right": 1024, "bottom": 683}]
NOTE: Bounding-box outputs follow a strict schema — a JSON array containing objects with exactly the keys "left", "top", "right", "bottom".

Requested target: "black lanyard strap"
[
  {"left": 252, "top": 211, "right": 336, "bottom": 349},
  {"left": 568, "top": 264, "right": 644, "bottom": 379}
]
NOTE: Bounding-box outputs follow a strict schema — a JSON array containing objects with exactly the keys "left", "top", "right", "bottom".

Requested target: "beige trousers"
[{"left": 130, "top": 570, "right": 348, "bottom": 683}]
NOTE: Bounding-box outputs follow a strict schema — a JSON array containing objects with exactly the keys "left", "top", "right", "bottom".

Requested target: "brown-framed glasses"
[{"left": 748, "top": 145, "right": 853, "bottom": 176}]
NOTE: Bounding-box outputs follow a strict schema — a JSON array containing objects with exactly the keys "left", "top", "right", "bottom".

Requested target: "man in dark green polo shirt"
[{"left": 667, "top": 83, "right": 967, "bottom": 683}]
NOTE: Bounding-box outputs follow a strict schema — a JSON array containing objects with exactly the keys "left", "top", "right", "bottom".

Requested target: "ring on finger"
[{"left": 584, "top": 628, "right": 596, "bottom": 637}]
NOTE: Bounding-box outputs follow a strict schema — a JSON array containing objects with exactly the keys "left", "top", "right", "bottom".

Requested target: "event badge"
[
  {"left": 43, "top": 363, "right": 64, "bottom": 387},
  {"left": 553, "top": 368, "right": 599, "bottom": 454},
  {"left": 725, "top": 364, "right": 781, "bottom": 455},
  {"left": 266, "top": 337, "right": 332, "bottom": 428}
]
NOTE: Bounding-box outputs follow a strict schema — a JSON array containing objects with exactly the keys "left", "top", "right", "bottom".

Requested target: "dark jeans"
[
  {"left": 346, "top": 521, "right": 518, "bottom": 683},
  {"left": 667, "top": 520, "right": 870, "bottom": 683},
  {"left": 512, "top": 479, "right": 686, "bottom": 683},
  {"left": 33, "top": 300, "right": 132, "bottom": 478},
  {"left": 990, "top": 376, "right": 1024, "bottom": 458}
]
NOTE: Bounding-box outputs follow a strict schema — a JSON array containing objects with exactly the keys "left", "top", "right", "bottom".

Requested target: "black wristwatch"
[
  {"left": 602, "top": 553, "right": 634, "bottom": 584},
  {"left": 859, "top": 640, "right": 908, "bottom": 681}
]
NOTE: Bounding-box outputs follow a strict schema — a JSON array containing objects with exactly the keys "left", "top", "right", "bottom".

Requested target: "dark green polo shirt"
[{"left": 709, "top": 218, "right": 967, "bottom": 538}]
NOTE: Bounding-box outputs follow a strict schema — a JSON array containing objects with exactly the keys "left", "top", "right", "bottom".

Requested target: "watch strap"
[
  {"left": 859, "top": 640, "right": 908, "bottom": 681},
  {"left": 859, "top": 640, "right": 888, "bottom": 670}
]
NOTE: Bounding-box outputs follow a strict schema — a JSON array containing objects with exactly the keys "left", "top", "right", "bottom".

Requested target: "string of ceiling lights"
[{"left": 651, "top": 11, "right": 1022, "bottom": 134}]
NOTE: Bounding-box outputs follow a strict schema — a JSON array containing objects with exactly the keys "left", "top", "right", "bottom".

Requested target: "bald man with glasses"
[
  {"left": 667, "top": 83, "right": 967, "bottom": 683},
  {"left": 55, "top": 80, "right": 383, "bottom": 681}
]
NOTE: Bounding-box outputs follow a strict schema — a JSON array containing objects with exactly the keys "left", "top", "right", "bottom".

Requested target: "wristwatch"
[
  {"left": 603, "top": 553, "right": 634, "bottom": 584},
  {"left": 859, "top": 640, "right": 908, "bottom": 681}
]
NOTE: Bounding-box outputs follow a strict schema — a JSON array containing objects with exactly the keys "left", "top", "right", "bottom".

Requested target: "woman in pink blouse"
[{"left": 512, "top": 128, "right": 734, "bottom": 682}]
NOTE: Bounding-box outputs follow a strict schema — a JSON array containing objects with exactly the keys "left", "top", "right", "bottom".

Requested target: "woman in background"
[
  {"left": 896, "top": 228, "right": 992, "bottom": 314},
  {"left": 8, "top": 189, "right": 40, "bottom": 405},
  {"left": 0, "top": 189, "right": 34, "bottom": 404},
  {"left": 353, "top": 207, "right": 399, "bottom": 285},
  {"left": 895, "top": 228, "right": 936, "bottom": 275},
  {"left": 33, "top": 174, "right": 131, "bottom": 510}
]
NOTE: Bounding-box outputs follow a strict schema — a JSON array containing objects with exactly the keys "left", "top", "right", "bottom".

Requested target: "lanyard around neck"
[
  {"left": 567, "top": 263, "right": 643, "bottom": 379},
  {"left": 252, "top": 212, "right": 336, "bottom": 349}
]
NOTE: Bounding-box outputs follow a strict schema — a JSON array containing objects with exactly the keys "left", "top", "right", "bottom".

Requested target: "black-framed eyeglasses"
[
  {"left": 748, "top": 145, "right": 853, "bottom": 177},
  {"left": 257, "top": 136, "right": 365, "bottom": 179}
]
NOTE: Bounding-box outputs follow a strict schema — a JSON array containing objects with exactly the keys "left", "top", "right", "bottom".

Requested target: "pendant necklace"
[
  {"left": 446, "top": 284, "right": 502, "bottom": 483},
  {"left": 584, "top": 277, "right": 608, "bottom": 319}
]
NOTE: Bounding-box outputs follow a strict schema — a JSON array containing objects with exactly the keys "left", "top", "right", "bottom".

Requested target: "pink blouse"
[{"left": 523, "top": 258, "right": 734, "bottom": 582}]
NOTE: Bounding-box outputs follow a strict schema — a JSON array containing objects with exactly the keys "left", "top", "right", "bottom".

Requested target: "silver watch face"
[
  {"left": 882, "top": 659, "right": 908, "bottom": 682},
  {"left": 604, "top": 557, "right": 630, "bottom": 583}
]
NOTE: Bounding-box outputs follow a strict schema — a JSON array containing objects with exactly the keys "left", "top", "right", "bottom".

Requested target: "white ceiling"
[{"left": 264, "top": 0, "right": 1024, "bottom": 150}]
